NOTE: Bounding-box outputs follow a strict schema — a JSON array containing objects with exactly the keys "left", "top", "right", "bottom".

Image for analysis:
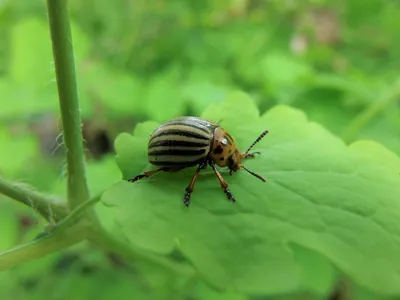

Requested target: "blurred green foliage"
[{"left": 0, "top": 0, "right": 399, "bottom": 299}]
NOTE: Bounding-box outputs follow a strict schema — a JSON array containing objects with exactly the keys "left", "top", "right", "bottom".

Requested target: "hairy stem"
[
  {"left": 48, "top": 194, "right": 101, "bottom": 234},
  {"left": 0, "top": 177, "right": 68, "bottom": 222},
  {"left": 46, "top": 0, "right": 90, "bottom": 209}
]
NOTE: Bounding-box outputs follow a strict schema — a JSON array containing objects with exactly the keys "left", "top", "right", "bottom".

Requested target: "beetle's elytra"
[{"left": 128, "top": 116, "right": 268, "bottom": 206}]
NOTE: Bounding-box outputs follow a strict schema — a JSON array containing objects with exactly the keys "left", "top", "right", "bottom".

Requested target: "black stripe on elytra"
[
  {"left": 149, "top": 148, "right": 206, "bottom": 156},
  {"left": 150, "top": 158, "right": 205, "bottom": 167},
  {"left": 150, "top": 129, "right": 209, "bottom": 141},
  {"left": 149, "top": 139, "right": 209, "bottom": 148},
  {"left": 161, "top": 122, "right": 211, "bottom": 134}
]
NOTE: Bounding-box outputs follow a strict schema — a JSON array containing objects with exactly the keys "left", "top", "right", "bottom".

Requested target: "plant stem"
[
  {"left": 0, "top": 176, "right": 68, "bottom": 222},
  {"left": 341, "top": 80, "right": 400, "bottom": 143},
  {"left": 0, "top": 225, "right": 86, "bottom": 270},
  {"left": 46, "top": 0, "right": 90, "bottom": 209},
  {"left": 48, "top": 194, "right": 101, "bottom": 234}
]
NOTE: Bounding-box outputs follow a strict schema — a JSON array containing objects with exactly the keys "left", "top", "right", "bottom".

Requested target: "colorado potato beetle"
[{"left": 128, "top": 116, "right": 268, "bottom": 206}]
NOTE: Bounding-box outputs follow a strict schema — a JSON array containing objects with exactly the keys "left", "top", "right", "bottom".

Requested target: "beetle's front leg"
[
  {"left": 183, "top": 162, "right": 206, "bottom": 207},
  {"left": 128, "top": 167, "right": 181, "bottom": 182},
  {"left": 209, "top": 162, "right": 236, "bottom": 203}
]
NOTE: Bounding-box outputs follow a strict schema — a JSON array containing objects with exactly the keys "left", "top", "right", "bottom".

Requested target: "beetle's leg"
[
  {"left": 127, "top": 167, "right": 165, "bottom": 182},
  {"left": 209, "top": 162, "right": 236, "bottom": 203},
  {"left": 184, "top": 162, "right": 206, "bottom": 207}
]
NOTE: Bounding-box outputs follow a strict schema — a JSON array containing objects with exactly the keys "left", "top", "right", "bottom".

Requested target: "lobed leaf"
[{"left": 97, "top": 92, "right": 400, "bottom": 296}]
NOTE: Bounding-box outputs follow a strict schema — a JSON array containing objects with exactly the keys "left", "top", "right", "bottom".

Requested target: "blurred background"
[{"left": 0, "top": 0, "right": 399, "bottom": 299}]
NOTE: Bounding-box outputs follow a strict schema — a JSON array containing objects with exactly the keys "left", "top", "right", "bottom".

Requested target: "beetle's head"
[
  {"left": 211, "top": 128, "right": 240, "bottom": 168},
  {"left": 211, "top": 127, "right": 267, "bottom": 182},
  {"left": 227, "top": 150, "right": 241, "bottom": 172}
]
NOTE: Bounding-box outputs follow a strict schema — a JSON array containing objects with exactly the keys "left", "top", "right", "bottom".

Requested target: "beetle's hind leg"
[
  {"left": 184, "top": 162, "right": 206, "bottom": 207},
  {"left": 128, "top": 167, "right": 166, "bottom": 182},
  {"left": 209, "top": 162, "right": 236, "bottom": 203}
]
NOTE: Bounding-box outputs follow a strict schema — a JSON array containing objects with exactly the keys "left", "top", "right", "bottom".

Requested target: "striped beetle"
[{"left": 128, "top": 116, "right": 268, "bottom": 206}]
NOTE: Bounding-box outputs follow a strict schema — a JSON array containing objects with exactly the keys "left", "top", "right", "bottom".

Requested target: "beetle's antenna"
[
  {"left": 240, "top": 164, "right": 266, "bottom": 182},
  {"left": 243, "top": 130, "right": 269, "bottom": 156}
]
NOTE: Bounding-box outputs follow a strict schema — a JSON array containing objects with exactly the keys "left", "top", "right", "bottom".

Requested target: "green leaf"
[
  {"left": 10, "top": 18, "right": 53, "bottom": 86},
  {"left": 356, "top": 107, "right": 400, "bottom": 155},
  {"left": 261, "top": 53, "right": 313, "bottom": 98},
  {"left": 114, "top": 121, "right": 160, "bottom": 180},
  {"left": 12, "top": 251, "right": 61, "bottom": 285},
  {"left": 194, "top": 281, "right": 248, "bottom": 300},
  {"left": 350, "top": 282, "right": 392, "bottom": 300},
  {"left": 291, "top": 244, "right": 336, "bottom": 296},
  {"left": 78, "top": 63, "right": 145, "bottom": 118},
  {"left": 262, "top": 53, "right": 312, "bottom": 85},
  {"left": 143, "top": 74, "right": 186, "bottom": 122},
  {"left": 52, "top": 155, "right": 122, "bottom": 197},
  {"left": 4, "top": 18, "right": 92, "bottom": 119},
  {"left": 0, "top": 271, "right": 16, "bottom": 299},
  {"left": 182, "top": 81, "right": 230, "bottom": 115},
  {"left": 0, "top": 202, "right": 19, "bottom": 251},
  {"left": 0, "top": 126, "right": 38, "bottom": 177},
  {"left": 2, "top": 17, "right": 59, "bottom": 118},
  {"left": 98, "top": 92, "right": 400, "bottom": 296}
]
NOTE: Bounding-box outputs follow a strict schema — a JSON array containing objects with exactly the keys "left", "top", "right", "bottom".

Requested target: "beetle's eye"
[{"left": 228, "top": 156, "right": 235, "bottom": 167}]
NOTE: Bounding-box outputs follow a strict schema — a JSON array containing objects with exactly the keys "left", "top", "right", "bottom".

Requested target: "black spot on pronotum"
[
  {"left": 213, "top": 145, "right": 223, "bottom": 154},
  {"left": 219, "top": 157, "right": 224, "bottom": 161}
]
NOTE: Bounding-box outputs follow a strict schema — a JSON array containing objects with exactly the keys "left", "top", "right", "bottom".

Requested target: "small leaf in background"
[
  {"left": 52, "top": 155, "right": 122, "bottom": 198},
  {"left": 0, "top": 202, "right": 19, "bottom": 251},
  {"left": 10, "top": 18, "right": 53, "bottom": 87},
  {"left": 351, "top": 282, "right": 391, "bottom": 300},
  {"left": 310, "top": 73, "right": 378, "bottom": 105},
  {"left": 355, "top": 107, "right": 400, "bottom": 156},
  {"left": 12, "top": 251, "right": 61, "bottom": 286},
  {"left": 201, "top": 91, "right": 260, "bottom": 129},
  {"left": 70, "top": 21, "right": 91, "bottom": 61},
  {"left": 289, "top": 87, "right": 356, "bottom": 134},
  {"left": 182, "top": 81, "right": 230, "bottom": 115},
  {"left": 0, "top": 126, "right": 38, "bottom": 177},
  {"left": 5, "top": 17, "right": 59, "bottom": 118},
  {"left": 0, "top": 271, "right": 17, "bottom": 300},
  {"left": 0, "top": 78, "right": 12, "bottom": 119},
  {"left": 97, "top": 92, "right": 400, "bottom": 297},
  {"left": 291, "top": 244, "right": 336, "bottom": 297},
  {"left": 143, "top": 67, "right": 187, "bottom": 122},
  {"left": 78, "top": 62, "right": 145, "bottom": 118},
  {"left": 194, "top": 281, "right": 248, "bottom": 300},
  {"left": 261, "top": 52, "right": 314, "bottom": 98},
  {"left": 114, "top": 120, "right": 160, "bottom": 180}
]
